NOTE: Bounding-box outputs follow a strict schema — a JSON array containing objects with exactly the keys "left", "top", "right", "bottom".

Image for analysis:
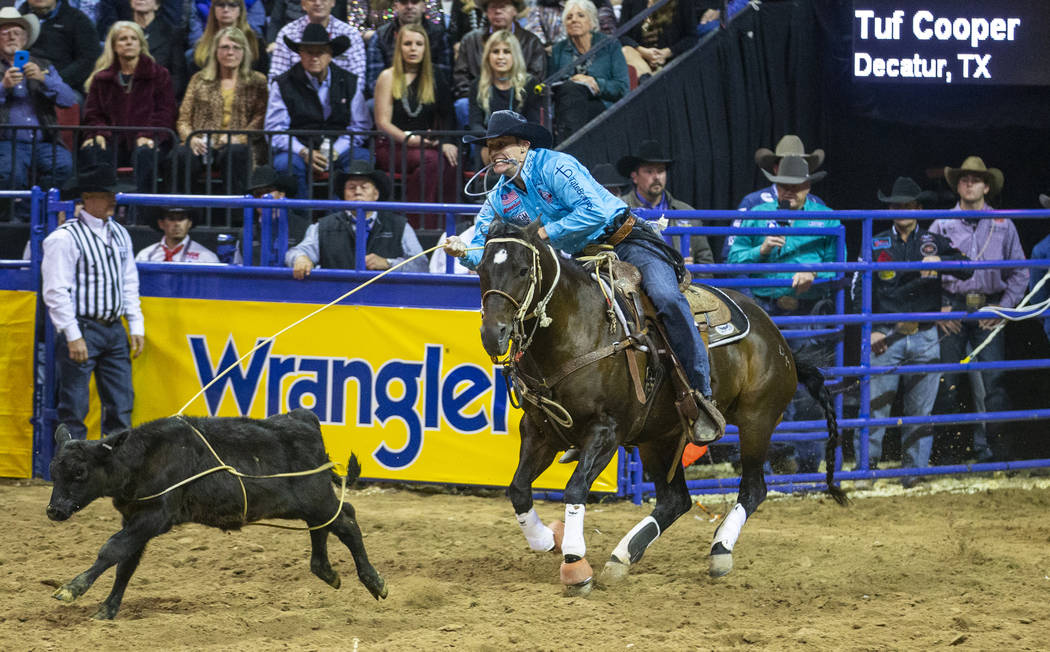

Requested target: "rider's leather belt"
[{"left": 605, "top": 213, "right": 636, "bottom": 247}]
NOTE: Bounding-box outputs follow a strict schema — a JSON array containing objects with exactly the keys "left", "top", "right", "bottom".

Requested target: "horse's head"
[{"left": 476, "top": 218, "right": 548, "bottom": 359}]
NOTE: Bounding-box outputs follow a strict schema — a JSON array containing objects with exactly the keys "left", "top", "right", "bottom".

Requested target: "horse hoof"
[
  {"left": 599, "top": 558, "right": 630, "bottom": 585},
  {"left": 548, "top": 520, "right": 564, "bottom": 552},
  {"left": 709, "top": 553, "right": 733, "bottom": 578},
  {"left": 560, "top": 558, "right": 593, "bottom": 596},
  {"left": 53, "top": 587, "right": 75, "bottom": 602}
]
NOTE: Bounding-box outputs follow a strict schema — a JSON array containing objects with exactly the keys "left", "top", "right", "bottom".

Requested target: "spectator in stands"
[
  {"left": 95, "top": 0, "right": 184, "bottom": 40},
  {"left": 727, "top": 155, "right": 839, "bottom": 475},
  {"left": 135, "top": 207, "right": 220, "bottom": 262},
  {"left": 189, "top": 0, "right": 265, "bottom": 46},
  {"left": 0, "top": 8, "right": 74, "bottom": 207},
  {"left": 725, "top": 135, "right": 826, "bottom": 262},
  {"left": 190, "top": 0, "right": 266, "bottom": 77},
  {"left": 175, "top": 26, "right": 267, "bottom": 195},
  {"left": 124, "top": 0, "right": 187, "bottom": 97},
  {"left": 234, "top": 164, "right": 307, "bottom": 264},
  {"left": 617, "top": 0, "right": 697, "bottom": 78},
  {"left": 448, "top": 0, "right": 486, "bottom": 45},
  {"left": 616, "top": 139, "right": 713, "bottom": 267},
  {"left": 42, "top": 162, "right": 144, "bottom": 440},
  {"left": 930, "top": 156, "right": 1028, "bottom": 463},
  {"left": 468, "top": 29, "right": 541, "bottom": 164},
  {"left": 20, "top": 0, "right": 101, "bottom": 97},
  {"left": 265, "top": 23, "right": 370, "bottom": 198},
  {"left": 1032, "top": 193, "right": 1050, "bottom": 344},
  {"left": 547, "top": 0, "right": 628, "bottom": 144},
  {"left": 374, "top": 23, "right": 459, "bottom": 205},
  {"left": 520, "top": 0, "right": 616, "bottom": 50},
  {"left": 365, "top": 0, "right": 451, "bottom": 97},
  {"left": 81, "top": 21, "right": 176, "bottom": 197},
  {"left": 453, "top": 0, "right": 545, "bottom": 128},
  {"left": 269, "top": 0, "right": 366, "bottom": 83},
  {"left": 286, "top": 160, "right": 427, "bottom": 276},
  {"left": 589, "top": 161, "right": 629, "bottom": 195},
  {"left": 346, "top": 0, "right": 446, "bottom": 39},
  {"left": 854, "top": 177, "right": 970, "bottom": 485}
]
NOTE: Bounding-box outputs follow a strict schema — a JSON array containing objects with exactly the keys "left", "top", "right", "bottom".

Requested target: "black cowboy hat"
[
  {"left": 147, "top": 206, "right": 199, "bottom": 231},
  {"left": 480, "top": 0, "right": 525, "bottom": 11},
  {"left": 615, "top": 139, "right": 673, "bottom": 178},
  {"left": 877, "top": 176, "right": 937, "bottom": 205},
  {"left": 755, "top": 135, "right": 825, "bottom": 174},
  {"left": 1040, "top": 193, "right": 1050, "bottom": 209},
  {"left": 61, "top": 162, "right": 120, "bottom": 199},
  {"left": 284, "top": 22, "right": 351, "bottom": 57},
  {"left": 462, "top": 110, "right": 553, "bottom": 150},
  {"left": 760, "top": 155, "right": 827, "bottom": 185},
  {"left": 334, "top": 160, "right": 392, "bottom": 202},
  {"left": 247, "top": 165, "right": 299, "bottom": 196},
  {"left": 590, "top": 163, "right": 630, "bottom": 189}
]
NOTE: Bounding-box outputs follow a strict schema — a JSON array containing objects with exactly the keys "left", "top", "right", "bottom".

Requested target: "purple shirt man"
[{"left": 928, "top": 210, "right": 1028, "bottom": 308}]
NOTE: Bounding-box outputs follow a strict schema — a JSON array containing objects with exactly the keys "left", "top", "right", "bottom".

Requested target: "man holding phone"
[{"left": 0, "top": 7, "right": 75, "bottom": 215}]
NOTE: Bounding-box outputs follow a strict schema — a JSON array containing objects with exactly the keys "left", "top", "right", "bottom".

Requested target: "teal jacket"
[
  {"left": 548, "top": 31, "right": 629, "bottom": 109},
  {"left": 727, "top": 198, "right": 840, "bottom": 300}
]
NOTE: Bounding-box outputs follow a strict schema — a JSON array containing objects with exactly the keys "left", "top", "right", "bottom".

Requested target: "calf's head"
[{"left": 47, "top": 425, "right": 126, "bottom": 521}]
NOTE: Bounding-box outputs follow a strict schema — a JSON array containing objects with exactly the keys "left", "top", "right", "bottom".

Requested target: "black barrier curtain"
[{"left": 559, "top": 0, "right": 823, "bottom": 211}]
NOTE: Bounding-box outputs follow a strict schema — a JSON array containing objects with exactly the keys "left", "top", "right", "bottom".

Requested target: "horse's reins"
[{"left": 134, "top": 245, "right": 447, "bottom": 529}]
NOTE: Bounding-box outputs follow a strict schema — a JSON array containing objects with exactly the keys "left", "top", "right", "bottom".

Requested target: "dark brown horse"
[{"left": 476, "top": 218, "right": 845, "bottom": 595}]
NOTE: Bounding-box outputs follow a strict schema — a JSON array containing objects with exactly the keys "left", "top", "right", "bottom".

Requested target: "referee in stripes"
[{"left": 42, "top": 163, "right": 145, "bottom": 440}]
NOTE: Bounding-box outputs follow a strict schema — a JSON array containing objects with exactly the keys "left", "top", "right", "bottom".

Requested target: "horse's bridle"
[{"left": 480, "top": 236, "right": 562, "bottom": 362}]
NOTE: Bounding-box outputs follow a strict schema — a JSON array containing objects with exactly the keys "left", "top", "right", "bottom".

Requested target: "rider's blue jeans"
[{"left": 614, "top": 238, "right": 712, "bottom": 397}]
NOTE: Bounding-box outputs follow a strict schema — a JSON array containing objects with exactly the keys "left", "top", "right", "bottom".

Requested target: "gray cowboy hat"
[
  {"left": 284, "top": 22, "right": 351, "bottom": 57},
  {"left": 60, "top": 163, "right": 120, "bottom": 199},
  {"left": 760, "top": 155, "right": 827, "bottom": 185},
  {"left": 247, "top": 165, "right": 299, "bottom": 196},
  {"left": 334, "top": 160, "right": 392, "bottom": 202},
  {"left": 0, "top": 7, "right": 39, "bottom": 49},
  {"left": 590, "top": 163, "right": 630, "bottom": 189},
  {"left": 615, "top": 139, "right": 673, "bottom": 178},
  {"left": 755, "top": 135, "right": 825, "bottom": 174},
  {"left": 877, "top": 176, "right": 937, "bottom": 204},
  {"left": 462, "top": 110, "right": 553, "bottom": 149},
  {"left": 944, "top": 156, "right": 1003, "bottom": 196},
  {"left": 1040, "top": 193, "right": 1050, "bottom": 209}
]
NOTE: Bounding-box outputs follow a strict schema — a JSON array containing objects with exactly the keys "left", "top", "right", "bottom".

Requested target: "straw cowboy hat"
[
  {"left": 462, "top": 110, "right": 553, "bottom": 149},
  {"left": 1040, "top": 193, "right": 1050, "bottom": 209},
  {"left": 877, "top": 176, "right": 937, "bottom": 204},
  {"left": 284, "top": 22, "right": 351, "bottom": 57},
  {"left": 760, "top": 155, "right": 827, "bottom": 185},
  {"left": 0, "top": 7, "right": 39, "bottom": 49},
  {"left": 943, "top": 156, "right": 1003, "bottom": 196},
  {"left": 615, "top": 139, "right": 674, "bottom": 179},
  {"left": 755, "top": 135, "right": 824, "bottom": 173}
]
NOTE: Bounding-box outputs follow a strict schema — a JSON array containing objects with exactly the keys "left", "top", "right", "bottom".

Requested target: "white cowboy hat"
[{"left": 0, "top": 7, "right": 40, "bottom": 49}]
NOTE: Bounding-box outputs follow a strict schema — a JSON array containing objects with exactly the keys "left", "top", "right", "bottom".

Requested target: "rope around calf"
[{"left": 140, "top": 245, "right": 473, "bottom": 530}]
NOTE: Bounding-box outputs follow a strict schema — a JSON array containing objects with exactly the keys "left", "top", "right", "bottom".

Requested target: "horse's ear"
[
  {"left": 486, "top": 215, "right": 505, "bottom": 240},
  {"left": 524, "top": 218, "right": 543, "bottom": 240}
]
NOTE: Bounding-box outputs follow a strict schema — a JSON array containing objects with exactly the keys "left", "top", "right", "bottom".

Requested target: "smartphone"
[{"left": 13, "top": 50, "right": 29, "bottom": 69}]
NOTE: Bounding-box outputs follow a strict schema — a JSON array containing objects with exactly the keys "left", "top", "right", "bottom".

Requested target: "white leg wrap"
[
  {"left": 711, "top": 503, "right": 747, "bottom": 553},
  {"left": 610, "top": 516, "right": 660, "bottom": 565},
  {"left": 516, "top": 508, "right": 554, "bottom": 552},
  {"left": 562, "top": 503, "right": 586, "bottom": 559}
]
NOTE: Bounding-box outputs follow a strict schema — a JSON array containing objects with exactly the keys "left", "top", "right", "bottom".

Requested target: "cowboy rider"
[{"left": 442, "top": 110, "right": 725, "bottom": 444}]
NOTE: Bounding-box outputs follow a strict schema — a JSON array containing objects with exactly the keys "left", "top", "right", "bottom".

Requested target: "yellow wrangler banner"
[
  {"left": 0, "top": 291, "right": 36, "bottom": 478},
  {"left": 133, "top": 297, "right": 618, "bottom": 492}
]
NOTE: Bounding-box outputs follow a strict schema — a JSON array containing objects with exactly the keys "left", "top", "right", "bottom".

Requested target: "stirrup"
[
  {"left": 558, "top": 448, "right": 580, "bottom": 464},
  {"left": 691, "top": 394, "right": 726, "bottom": 445}
]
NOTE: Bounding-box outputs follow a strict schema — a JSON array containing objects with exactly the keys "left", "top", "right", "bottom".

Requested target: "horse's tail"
[{"left": 795, "top": 360, "right": 850, "bottom": 506}]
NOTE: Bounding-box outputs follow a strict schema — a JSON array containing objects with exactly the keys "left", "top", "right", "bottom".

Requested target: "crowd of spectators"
[{"left": 1, "top": 0, "right": 730, "bottom": 213}]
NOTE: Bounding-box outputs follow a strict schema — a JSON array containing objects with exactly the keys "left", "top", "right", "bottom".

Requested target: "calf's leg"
[
  {"left": 92, "top": 544, "right": 146, "bottom": 620},
  {"left": 327, "top": 503, "right": 387, "bottom": 600},
  {"left": 308, "top": 528, "right": 340, "bottom": 588}
]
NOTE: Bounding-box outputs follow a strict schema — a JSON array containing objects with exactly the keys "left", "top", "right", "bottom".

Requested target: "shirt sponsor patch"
[
  {"left": 872, "top": 237, "right": 891, "bottom": 250},
  {"left": 877, "top": 249, "right": 895, "bottom": 280},
  {"left": 920, "top": 239, "right": 939, "bottom": 256},
  {"left": 538, "top": 187, "right": 553, "bottom": 203}
]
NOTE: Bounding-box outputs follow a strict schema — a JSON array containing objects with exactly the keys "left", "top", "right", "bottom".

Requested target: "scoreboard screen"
[{"left": 851, "top": 1, "right": 1050, "bottom": 85}]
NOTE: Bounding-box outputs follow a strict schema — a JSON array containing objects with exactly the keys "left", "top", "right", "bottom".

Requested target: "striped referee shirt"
[{"left": 42, "top": 211, "right": 144, "bottom": 342}]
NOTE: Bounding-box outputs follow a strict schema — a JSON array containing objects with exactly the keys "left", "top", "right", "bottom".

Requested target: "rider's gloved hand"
[{"left": 444, "top": 235, "right": 467, "bottom": 258}]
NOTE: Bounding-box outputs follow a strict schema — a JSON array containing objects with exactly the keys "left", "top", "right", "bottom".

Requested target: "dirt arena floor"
[{"left": 2, "top": 474, "right": 1049, "bottom": 651}]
